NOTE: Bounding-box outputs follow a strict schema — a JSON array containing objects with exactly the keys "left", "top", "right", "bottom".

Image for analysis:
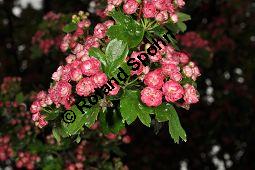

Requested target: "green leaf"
[
  {"left": 177, "top": 12, "right": 191, "bottom": 22},
  {"left": 154, "top": 103, "right": 171, "bottom": 122},
  {"left": 107, "top": 11, "right": 144, "bottom": 48},
  {"left": 61, "top": 104, "right": 100, "bottom": 136},
  {"left": 111, "top": 108, "right": 126, "bottom": 133},
  {"left": 106, "top": 39, "right": 128, "bottom": 62},
  {"left": 62, "top": 23, "right": 77, "bottom": 33},
  {"left": 52, "top": 126, "right": 69, "bottom": 142},
  {"left": 99, "top": 107, "right": 125, "bottom": 134},
  {"left": 120, "top": 90, "right": 153, "bottom": 126},
  {"left": 42, "top": 156, "right": 62, "bottom": 170},
  {"left": 52, "top": 128, "right": 61, "bottom": 143},
  {"left": 89, "top": 47, "right": 108, "bottom": 69},
  {"left": 99, "top": 111, "right": 111, "bottom": 134},
  {"left": 137, "top": 109, "right": 151, "bottom": 127},
  {"left": 45, "top": 109, "right": 60, "bottom": 121},
  {"left": 75, "top": 135, "right": 81, "bottom": 143},
  {"left": 15, "top": 92, "right": 24, "bottom": 103},
  {"left": 177, "top": 22, "right": 187, "bottom": 32},
  {"left": 106, "top": 40, "right": 129, "bottom": 76},
  {"left": 167, "top": 104, "right": 187, "bottom": 143},
  {"left": 154, "top": 103, "right": 187, "bottom": 143},
  {"left": 150, "top": 25, "right": 168, "bottom": 37},
  {"left": 83, "top": 104, "right": 100, "bottom": 128}
]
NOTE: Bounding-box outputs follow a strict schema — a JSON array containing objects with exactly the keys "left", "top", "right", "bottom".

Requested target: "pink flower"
[
  {"left": 30, "top": 101, "right": 41, "bottom": 114},
  {"left": 155, "top": 11, "right": 169, "bottom": 22},
  {"left": 176, "top": 0, "right": 185, "bottom": 8},
  {"left": 165, "top": 45, "right": 175, "bottom": 54},
  {"left": 141, "top": 87, "right": 163, "bottom": 107},
  {"left": 94, "top": 23, "right": 107, "bottom": 39},
  {"left": 45, "top": 95, "right": 53, "bottom": 105},
  {"left": 170, "top": 72, "right": 182, "bottom": 82},
  {"left": 52, "top": 66, "right": 63, "bottom": 81},
  {"left": 183, "top": 65, "right": 193, "bottom": 78},
  {"left": 76, "top": 50, "right": 89, "bottom": 60},
  {"left": 183, "top": 63, "right": 201, "bottom": 80},
  {"left": 70, "top": 68, "right": 83, "bottom": 82},
  {"left": 170, "top": 13, "right": 178, "bottom": 23},
  {"left": 61, "top": 65, "right": 72, "bottom": 82},
  {"left": 72, "top": 44, "right": 84, "bottom": 54},
  {"left": 108, "top": 82, "right": 120, "bottom": 96},
  {"left": 78, "top": 20, "right": 91, "bottom": 28},
  {"left": 84, "top": 36, "right": 100, "bottom": 49},
  {"left": 56, "top": 81, "right": 72, "bottom": 98},
  {"left": 80, "top": 58, "right": 101, "bottom": 76},
  {"left": 71, "top": 60, "right": 82, "bottom": 69},
  {"left": 108, "top": 0, "right": 122, "bottom": 6},
  {"left": 152, "top": 0, "right": 167, "bottom": 10},
  {"left": 92, "top": 72, "right": 108, "bottom": 88},
  {"left": 183, "top": 84, "right": 199, "bottom": 104},
  {"left": 144, "top": 69, "right": 164, "bottom": 89},
  {"left": 104, "top": 20, "right": 115, "bottom": 29},
  {"left": 162, "top": 80, "right": 184, "bottom": 102},
  {"left": 164, "top": 52, "right": 180, "bottom": 65},
  {"left": 74, "top": 27, "right": 84, "bottom": 37},
  {"left": 48, "top": 86, "right": 60, "bottom": 106},
  {"left": 130, "top": 59, "right": 144, "bottom": 76},
  {"left": 105, "top": 133, "right": 117, "bottom": 140},
  {"left": 65, "top": 54, "right": 76, "bottom": 64},
  {"left": 129, "top": 51, "right": 147, "bottom": 76},
  {"left": 122, "top": 135, "right": 132, "bottom": 144},
  {"left": 36, "top": 91, "right": 47, "bottom": 100},
  {"left": 179, "top": 52, "right": 189, "bottom": 64},
  {"left": 76, "top": 78, "right": 95, "bottom": 97},
  {"left": 60, "top": 34, "right": 71, "bottom": 52},
  {"left": 38, "top": 115, "right": 48, "bottom": 128},
  {"left": 192, "top": 66, "right": 201, "bottom": 81},
  {"left": 105, "top": 4, "right": 115, "bottom": 14},
  {"left": 143, "top": 2, "right": 157, "bottom": 18},
  {"left": 162, "top": 63, "right": 180, "bottom": 77},
  {"left": 149, "top": 52, "right": 162, "bottom": 62},
  {"left": 32, "top": 113, "right": 40, "bottom": 121},
  {"left": 123, "top": 0, "right": 139, "bottom": 14}
]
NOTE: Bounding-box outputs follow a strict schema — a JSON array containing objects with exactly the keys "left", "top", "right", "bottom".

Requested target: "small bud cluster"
[
  {"left": 72, "top": 11, "right": 90, "bottom": 24},
  {"left": 106, "top": 0, "right": 185, "bottom": 23}
]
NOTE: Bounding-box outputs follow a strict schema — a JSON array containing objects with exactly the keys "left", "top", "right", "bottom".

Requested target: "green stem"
[{"left": 42, "top": 108, "right": 51, "bottom": 114}]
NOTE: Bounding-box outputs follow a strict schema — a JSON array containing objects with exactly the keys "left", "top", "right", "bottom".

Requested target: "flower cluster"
[
  {"left": 31, "top": 19, "right": 118, "bottom": 127},
  {"left": 177, "top": 32, "right": 209, "bottom": 49},
  {"left": 32, "top": 12, "right": 64, "bottom": 54},
  {"left": 0, "top": 76, "right": 21, "bottom": 94},
  {"left": 0, "top": 135, "right": 14, "bottom": 161},
  {"left": 16, "top": 152, "right": 41, "bottom": 170},
  {"left": 106, "top": 0, "right": 185, "bottom": 23},
  {"left": 138, "top": 44, "right": 200, "bottom": 107}
]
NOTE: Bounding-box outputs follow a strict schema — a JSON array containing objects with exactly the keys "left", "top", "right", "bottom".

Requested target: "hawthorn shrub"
[{"left": 30, "top": 0, "right": 201, "bottom": 144}]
